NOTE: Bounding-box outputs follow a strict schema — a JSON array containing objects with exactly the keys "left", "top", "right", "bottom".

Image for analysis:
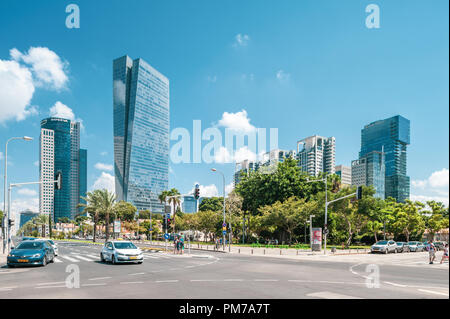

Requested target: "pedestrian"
[
  {"left": 427, "top": 240, "right": 436, "bottom": 264},
  {"left": 440, "top": 243, "right": 449, "bottom": 264},
  {"left": 173, "top": 236, "right": 179, "bottom": 255},
  {"left": 180, "top": 236, "right": 184, "bottom": 255}
]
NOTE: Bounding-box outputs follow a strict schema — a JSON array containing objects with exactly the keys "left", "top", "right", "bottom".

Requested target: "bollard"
[
  {"left": 238, "top": 248, "right": 240, "bottom": 254},
  {"left": 280, "top": 249, "right": 282, "bottom": 255},
  {"left": 296, "top": 250, "right": 298, "bottom": 256},
  {"left": 251, "top": 249, "right": 253, "bottom": 255},
  {"left": 264, "top": 249, "right": 265, "bottom": 255}
]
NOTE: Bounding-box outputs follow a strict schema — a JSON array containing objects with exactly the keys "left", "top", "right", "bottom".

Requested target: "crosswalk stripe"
[
  {"left": 53, "top": 257, "right": 63, "bottom": 263},
  {"left": 307, "top": 291, "right": 362, "bottom": 299},
  {"left": 59, "top": 255, "right": 80, "bottom": 262},
  {"left": 71, "top": 255, "right": 95, "bottom": 261}
]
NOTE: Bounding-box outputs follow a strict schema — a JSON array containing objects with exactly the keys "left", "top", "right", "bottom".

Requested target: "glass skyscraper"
[
  {"left": 113, "top": 55, "right": 169, "bottom": 213},
  {"left": 40, "top": 118, "right": 87, "bottom": 222},
  {"left": 359, "top": 115, "right": 410, "bottom": 202},
  {"left": 41, "top": 118, "right": 72, "bottom": 222}
]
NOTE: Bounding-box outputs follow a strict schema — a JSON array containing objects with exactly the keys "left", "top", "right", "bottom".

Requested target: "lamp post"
[
  {"left": 211, "top": 168, "right": 226, "bottom": 251},
  {"left": 2, "top": 136, "right": 33, "bottom": 254}
]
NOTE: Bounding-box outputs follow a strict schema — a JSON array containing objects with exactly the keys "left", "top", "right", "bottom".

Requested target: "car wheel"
[
  {"left": 100, "top": 253, "right": 105, "bottom": 262},
  {"left": 137, "top": 261, "right": 143, "bottom": 264},
  {"left": 385, "top": 249, "right": 388, "bottom": 254},
  {"left": 7, "top": 264, "right": 14, "bottom": 268},
  {"left": 111, "top": 255, "right": 116, "bottom": 265},
  {"left": 394, "top": 248, "right": 397, "bottom": 253},
  {"left": 42, "top": 256, "right": 47, "bottom": 266}
]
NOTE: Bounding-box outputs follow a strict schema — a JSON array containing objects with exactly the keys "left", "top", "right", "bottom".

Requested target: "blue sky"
[{"left": 0, "top": 0, "right": 448, "bottom": 215}]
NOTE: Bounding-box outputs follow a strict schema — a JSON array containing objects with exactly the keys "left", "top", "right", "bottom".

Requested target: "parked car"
[
  {"left": 396, "top": 242, "right": 409, "bottom": 253},
  {"left": 7, "top": 240, "right": 55, "bottom": 267},
  {"left": 434, "top": 241, "right": 447, "bottom": 251},
  {"left": 407, "top": 241, "right": 424, "bottom": 252},
  {"left": 21, "top": 236, "right": 37, "bottom": 242},
  {"left": 100, "top": 241, "right": 143, "bottom": 264},
  {"left": 371, "top": 240, "right": 397, "bottom": 254}
]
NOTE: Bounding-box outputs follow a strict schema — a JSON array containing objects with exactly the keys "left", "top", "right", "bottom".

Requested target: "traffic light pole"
[{"left": 7, "top": 179, "right": 60, "bottom": 253}]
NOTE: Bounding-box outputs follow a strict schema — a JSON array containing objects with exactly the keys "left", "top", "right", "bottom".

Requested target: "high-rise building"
[
  {"left": 182, "top": 196, "right": 198, "bottom": 214},
  {"left": 18, "top": 210, "right": 39, "bottom": 230},
  {"left": 351, "top": 151, "right": 385, "bottom": 199},
  {"left": 40, "top": 118, "right": 87, "bottom": 222},
  {"left": 113, "top": 55, "right": 169, "bottom": 213},
  {"left": 335, "top": 165, "right": 352, "bottom": 186},
  {"left": 359, "top": 115, "right": 410, "bottom": 202},
  {"left": 297, "top": 135, "right": 335, "bottom": 176},
  {"left": 79, "top": 149, "right": 87, "bottom": 215}
]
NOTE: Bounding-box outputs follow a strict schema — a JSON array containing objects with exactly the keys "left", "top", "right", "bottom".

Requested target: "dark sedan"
[{"left": 7, "top": 240, "right": 55, "bottom": 267}]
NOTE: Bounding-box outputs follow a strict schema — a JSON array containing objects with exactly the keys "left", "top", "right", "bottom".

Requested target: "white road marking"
[
  {"left": 223, "top": 279, "right": 244, "bottom": 282},
  {"left": 71, "top": 255, "right": 95, "bottom": 262},
  {"left": 190, "top": 279, "right": 216, "bottom": 282},
  {"left": 384, "top": 281, "right": 408, "bottom": 288},
  {"left": 307, "top": 291, "right": 362, "bottom": 299},
  {"left": 128, "top": 272, "right": 145, "bottom": 276},
  {"left": 155, "top": 280, "right": 179, "bottom": 283},
  {"left": 254, "top": 279, "right": 279, "bottom": 282},
  {"left": 88, "top": 277, "right": 111, "bottom": 281},
  {"left": 82, "top": 283, "right": 106, "bottom": 287},
  {"left": 59, "top": 255, "right": 79, "bottom": 262},
  {"left": 53, "top": 257, "right": 63, "bottom": 263},
  {"left": 36, "top": 281, "right": 65, "bottom": 286},
  {"left": 0, "top": 288, "right": 13, "bottom": 292},
  {"left": 417, "top": 289, "right": 449, "bottom": 297},
  {"left": 35, "top": 285, "right": 67, "bottom": 289},
  {"left": 120, "top": 281, "right": 144, "bottom": 285}
]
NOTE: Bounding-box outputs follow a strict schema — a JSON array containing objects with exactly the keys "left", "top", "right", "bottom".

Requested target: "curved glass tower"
[{"left": 113, "top": 55, "right": 169, "bottom": 213}]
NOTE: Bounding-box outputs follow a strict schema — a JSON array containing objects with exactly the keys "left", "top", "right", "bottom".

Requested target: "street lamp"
[
  {"left": 3, "top": 136, "right": 33, "bottom": 253},
  {"left": 211, "top": 168, "right": 226, "bottom": 251}
]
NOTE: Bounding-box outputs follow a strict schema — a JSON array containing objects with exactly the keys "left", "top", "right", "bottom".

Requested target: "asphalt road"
[{"left": 0, "top": 240, "right": 448, "bottom": 299}]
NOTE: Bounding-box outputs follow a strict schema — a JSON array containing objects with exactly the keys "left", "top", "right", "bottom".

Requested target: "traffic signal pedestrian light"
[
  {"left": 8, "top": 219, "right": 14, "bottom": 227},
  {"left": 356, "top": 186, "right": 363, "bottom": 200},
  {"left": 194, "top": 184, "right": 200, "bottom": 200}
]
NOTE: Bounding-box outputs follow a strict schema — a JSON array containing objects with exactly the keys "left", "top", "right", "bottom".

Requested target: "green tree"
[
  {"left": 114, "top": 200, "right": 137, "bottom": 222},
  {"left": 422, "top": 201, "right": 449, "bottom": 240},
  {"left": 78, "top": 189, "right": 103, "bottom": 242},
  {"left": 199, "top": 197, "right": 223, "bottom": 212},
  {"left": 391, "top": 200, "right": 426, "bottom": 242}
]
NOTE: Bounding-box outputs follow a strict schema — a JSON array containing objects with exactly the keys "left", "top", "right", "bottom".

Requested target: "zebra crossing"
[{"left": 52, "top": 252, "right": 175, "bottom": 263}]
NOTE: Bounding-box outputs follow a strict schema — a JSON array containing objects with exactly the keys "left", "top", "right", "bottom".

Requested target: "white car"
[
  {"left": 371, "top": 240, "right": 397, "bottom": 254},
  {"left": 46, "top": 239, "right": 58, "bottom": 256},
  {"left": 100, "top": 241, "right": 143, "bottom": 264}
]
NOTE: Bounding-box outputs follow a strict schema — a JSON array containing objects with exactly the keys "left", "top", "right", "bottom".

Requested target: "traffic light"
[
  {"left": 8, "top": 219, "right": 14, "bottom": 227},
  {"left": 55, "top": 172, "right": 62, "bottom": 190},
  {"left": 194, "top": 184, "right": 200, "bottom": 200},
  {"left": 356, "top": 186, "right": 363, "bottom": 200}
]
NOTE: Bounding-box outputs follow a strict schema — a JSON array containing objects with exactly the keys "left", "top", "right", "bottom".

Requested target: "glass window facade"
[
  {"left": 41, "top": 118, "right": 72, "bottom": 222},
  {"left": 182, "top": 196, "right": 198, "bottom": 213},
  {"left": 113, "top": 55, "right": 169, "bottom": 213},
  {"left": 360, "top": 115, "right": 410, "bottom": 202},
  {"left": 79, "top": 149, "right": 87, "bottom": 215}
]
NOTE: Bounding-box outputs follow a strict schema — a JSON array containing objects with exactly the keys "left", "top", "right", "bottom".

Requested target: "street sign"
[
  {"left": 164, "top": 233, "right": 169, "bottom": 240},
  {"left": 166, "top": 213, "right": 170, "bottom": 219},
  {"left": 323, "top": 228, "right": 329, "bottom": 235},
  {"left": 113, "top": 220, "right": 121, "bottom": 233},
  {"left": 222, "top": 230, "right": 227, "bottom": 235},
  {"left": 223, "top": 222, "right": 227, "bottom": 227}
]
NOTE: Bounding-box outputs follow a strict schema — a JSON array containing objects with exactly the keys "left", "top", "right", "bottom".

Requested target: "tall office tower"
[
  {"left": 182, "top": 195, "right": 198, "bottom": 214},
  {"left": 296, "top": 135, "right": 336, "bottom": 176},
  {"left": 79, "top": 149, "right": 87, "bottom": 215},
  {"left": 40, "top": 118, "right": 87, "bottom": 222},
  {"left": 351, "top": 151, "right": 386, "bottom": 199},
  {"left": 113, "top": 55, "right": 169, "bottom": 213},
  {"left": 39, "top": 128, "right": 55, "bottom": 221},
  {"left": 335, "top": 165, "right": 352, "bottom": 186},
  {"left": 360, "top": 115, "right": 410, "bottom": 202},
  {"left": 70, "top": 122, "right": 80, "bottom": 218}
]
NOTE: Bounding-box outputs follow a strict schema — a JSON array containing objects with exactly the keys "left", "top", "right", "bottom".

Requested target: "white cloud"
[
  {"left": 100, "top": 151, "right": 108, "bottom": 156},
  {"left": 233, "top": 34, "right": 250, "bottom": 47},
  {"left": 411, "top": 168, "right": 449, "bottom": 207},
  {"left": 49, "top": 101, "right": 75, "bottom": 121},
  {"left": 214, "top": 146, "right": 257, "bottom": 164},
  {"left": 94, "top": 162, "right": 113, "bottom": 172},
  {"left": 225, "top": 182, "right": 234, "bottom": 196},
  {"left": 217, "top": 110, "right": 256, "bottom": 133},
  {"left": 8, "top": 197, "right": 39, "bottom": 215},
  {"left": 17, "top": 188, "right": 38, "bottom": 196},
  {"left": 113, "top": 80, "right": 126, "bottom": 105},
  {"left": 11, "top": 47, "right": 69, "bottom": 90},
  {"left": 0, "top": 59, "right": 36, "bottom": 123},
  {"left": 91, "top": 172, "right": 115, "bottom": 193},
  {"left": 276, "top": 69, "right": 290, "bottom": 81}
]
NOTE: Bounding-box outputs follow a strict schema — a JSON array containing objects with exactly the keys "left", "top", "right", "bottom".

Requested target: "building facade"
[
  {"left": 335, "top": 165, "right": 352, "bottom": 186},
  {"left": 18, "top": 210, "right": 39, "bottom": 230},
  {"left": 297, "top": 135, "right": 336, "bottom": 176},
  {"left": 79, "top": 149, "right": 87, "bottom": 215},
  {"left": 113, "top": 55, "right": 169, "bottom": 213},
  {"left": 351, "top": 151, "right": 385, "bottom": 199},
  {"left": 359, "top": 115, "right": 410, "bottom": 202},
  {"left": 182, "top": 196, "right": 198, "bottom": 214},
  {"left": 40, "top": 118, "right": 87, "bottom": 222}
]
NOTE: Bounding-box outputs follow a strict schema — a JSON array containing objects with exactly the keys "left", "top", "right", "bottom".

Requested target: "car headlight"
[
  {"left": 32, "top": 253, "right": 42, "bottom": 258},
  {"left": 8, "top": 254, "right": 15, "bottom": 257}
]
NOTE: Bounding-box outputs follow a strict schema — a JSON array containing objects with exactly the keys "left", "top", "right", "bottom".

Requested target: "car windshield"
[
  {"left": 22, "top": 237, "right": 36, "bottom": 241},
  {"left": 376, "top": 241, "right": 388, "bottom": 245},
  {"left": 408, "top": 242, "right": 416, "bottom": 245},
  {"left": 113, "top": 242, "right": 137, "bottom": 249},
  {"left": 16, "top": 241, "right": 44, "bottom": 249},
  {"left": 396, "top": 243, "right": 403, "bottom": 246},
  {"left": 48, "top": 240, "right": 54, "bottom": 245}
]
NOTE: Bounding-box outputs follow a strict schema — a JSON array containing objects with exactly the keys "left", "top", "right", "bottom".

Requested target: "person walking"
[
  {"left": 173, "top": 236, "right": 179, "bottom": 255},
  {"left": 440, "top": 243, "right": 449, "bottom": 264},
  {"left": 427, "top": 240, "right": 436, "bottom": 264},
  {"left": 180, "top": 235, "right": 184, "bottom": 255}
]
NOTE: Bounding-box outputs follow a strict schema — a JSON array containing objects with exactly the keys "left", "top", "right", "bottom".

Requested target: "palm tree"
[
  {"left": 78, "top": 190, "right": 103, "bottom": 242},
  {"left": 167, "top": 188, "right": 181, "bottom": 234},
  {"left": 97, "top": 189, "right": 116, "bottom": 242}
]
